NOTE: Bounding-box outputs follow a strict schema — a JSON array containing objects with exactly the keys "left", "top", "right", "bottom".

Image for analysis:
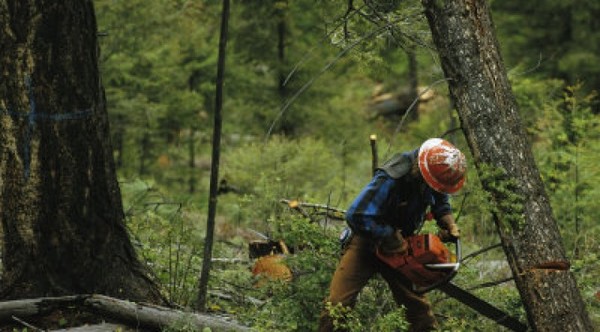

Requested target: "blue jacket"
[{"left": 345, "top": 150, "right": 452, "bottom": 240}]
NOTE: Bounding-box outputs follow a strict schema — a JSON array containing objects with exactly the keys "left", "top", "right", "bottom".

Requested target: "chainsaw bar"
[{"left": 437, "top": 282, "right": 528, "bottom": 331}]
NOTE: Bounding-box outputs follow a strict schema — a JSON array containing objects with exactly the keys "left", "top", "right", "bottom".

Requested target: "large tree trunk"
[
  {"left": 421, "top": 1, "right": 593, "bottom": 331},
  {"left": 0, "top": 1, "right": 164, "bottom": 303}
]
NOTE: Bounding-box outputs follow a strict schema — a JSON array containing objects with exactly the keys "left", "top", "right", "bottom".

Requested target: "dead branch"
[
  {"left": 11, "top": 315, "right": 42, "bottom": 331},
  {"left": 280, "top": 199, "right": 346, "bottom": 221},
  {"left": 461, "top": 243, "right": 503, "bottom": 264},
  {"left": 0, "top": 295, "right": 85, "bottom": 321},
  {"left": 281, "top": 199, "right": 316, "bottom": 222},
  {"left": 370, "top": 134, "right": 378, "bottom": 175},
  {"left": 466, "top": 277, "right": 514, "bottom": 291}
]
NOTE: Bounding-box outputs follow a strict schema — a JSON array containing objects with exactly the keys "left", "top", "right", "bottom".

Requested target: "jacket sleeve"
[{"left": 345, "top": 170, "right": 395, "bottom": 240}]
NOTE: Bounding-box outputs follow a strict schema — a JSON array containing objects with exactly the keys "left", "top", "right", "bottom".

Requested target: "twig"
[
  {"left": 343, "top": 0, "right": 355, "bottom": 40},
  {"left": 508, "top": 52, "right": 544, "bottom": 77},
  {"left": 283, "top": 199, "right": 316, "bottom": 223},
  {"left": 280, "top": 199, "right": 346, "bottom": 213},
  {"left": 266, "top": 18, "right": 403, "bottom": 141},
  {"left": 461, "top": 243, "right": 503, "bottom": 264},
  {"left": 208, "top": 291, "right": 265, "bottom": 307},
  {"left": 282, "top": 3, "right": 365, "bottom": 87},
  {"left": 453, "top": 191, "right": 469, "bottom": 224},
  {"left": 280, "top": 199, "right": 346, "bottom": 220},
  {"left": 312, "top": 211, "right": 346, "bottom": 221},
  {"left": 440, "top": 127, "right": 463, "bottom": 139},
  {"left": 211, "top": 258, "right": 248, "bottom": 263},
  {"left": 386, "top": 78, "right": 451, "bottom": 158},
  {"left": 466, "top": 277, "right": 514, "bottom": 291},
  {"left": 12, "top": 316, "right": 42, "bottom": 331},
  {"left": 433, "top": 277, "right": 514, "bottom": 306}
]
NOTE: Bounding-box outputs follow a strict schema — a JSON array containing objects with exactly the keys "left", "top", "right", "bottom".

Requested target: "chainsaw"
[{"left": 376, "top": 234, "right": 528, "bottom": 332}]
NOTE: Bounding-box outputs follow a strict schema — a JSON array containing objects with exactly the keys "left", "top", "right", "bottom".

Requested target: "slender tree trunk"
[
  {"left": 421, "top": 1, "right": 593, "bottom": 331},
  {"left": 139, "top": 124, "right": 150, "bottom": 176},
  {"left": 0, "top": 0, "right": 164, "bottom": 303},
  {"left": 407, "top": 50, "right": 419, "bottom": 121},
  {"left": 189, "top": 127, "right": 196, "bottom": 194},
  {"left": 276, "top": 1, "right": 294, "bottom": 135},
  {"left": 196, "top": 0, "right": 230, "bottom": 312},
  {"left": 277, "top": 4, "right": 287, "bottom": 97}
]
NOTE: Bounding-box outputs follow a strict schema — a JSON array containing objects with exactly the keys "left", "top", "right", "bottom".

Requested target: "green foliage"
[
  {"left": 492, "top": 0, "right": 600, "bottom": 93},
  {"left": 229, "top": 216, "right": 339, "bottom": 331},
  {"left": 520, "top": 81, "right": 600, "bottom": 325},
  {"left": 531, "top": 83, "right": 600, "bottom": 252},
  {"left": 232, "top": 216, "right": 412, "bottom": 331},
  {"left": 121, "top": 179, "right": 206, "bottom": 306},
  {"left": 572, "top": 251, "right": 600, "bottom": 327},
  {"left": 91, "top": 0, "right": 600, "bottom": 330},
  {"left": 96, "top": 0, "right": 220, "bottom": 180},
  {"left": 219, "top": 136, "right": 354, "bottom": 231},
  {"left": 325, "top": 302, "right": 364, "bottom": 332},
  {"left": 369, "top": 308, "right": 410, "bottom": 332},
  {"left": 509, "top": 77, "right": 564, "bottom": 136},
  {"left": 477, "top": 164, "right": 525, "bottom": 232}
]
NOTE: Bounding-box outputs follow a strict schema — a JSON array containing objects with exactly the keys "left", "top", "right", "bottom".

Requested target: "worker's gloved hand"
[
  {"left": 437, "top": 214, "right": 460, "bottom": 243},
  {"left": 378, "top": 229, "right": 408, "bottom": 256}
]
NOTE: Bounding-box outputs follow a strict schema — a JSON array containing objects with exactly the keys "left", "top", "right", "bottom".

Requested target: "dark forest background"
[{"left": 93, "top": 1, "right": 599, "bottom": 330}]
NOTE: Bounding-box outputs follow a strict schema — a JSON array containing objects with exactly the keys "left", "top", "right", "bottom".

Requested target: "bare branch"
[
  {"left": 12, "top": 316, "right": 43, "bottom": 331},
  {"left": 466, "top": 277, "right": 514, "bottom": 291},
  {"left": 280, "top": 199, "right": 347, "bottom": 221},
  {"left": 461, "top": 243, "right": 503, "bottom": 264},
  {"left": 267, "top": 18, "right": 402, "bottom": 141},
  {"left": 385, "top": 78, "right": 450, "bottom": 157}
]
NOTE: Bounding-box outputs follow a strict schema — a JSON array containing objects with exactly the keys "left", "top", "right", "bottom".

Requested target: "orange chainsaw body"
[{"left": 376, "top": 234, "right": 451, "bottom": 286}]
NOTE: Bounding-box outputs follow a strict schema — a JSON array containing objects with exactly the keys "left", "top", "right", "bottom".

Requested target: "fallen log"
[
  {"left": 0, "top": 294, "right": 251, "bottom": 331},
  {"left": 86, "top": 294, "right": 250, "bottom": 331},
  {"left": 0, "top": 295, "right": 85, "bottom": 322},
  {"left": 52, "top": 322, "right": 127, "bottom": 332}
]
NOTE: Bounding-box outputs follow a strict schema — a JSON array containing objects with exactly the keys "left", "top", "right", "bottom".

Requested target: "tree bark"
[
  {"left": 421, "top": 1, "right": 593, "bottom": 331},
  {"left": 0, "top": 1, "right": 164, "bottom": 304}
]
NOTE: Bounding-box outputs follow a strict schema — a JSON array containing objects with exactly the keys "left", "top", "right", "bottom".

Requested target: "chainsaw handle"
[
  {"left": 413, "top": 239, "right": 461, "bottom": 294},
  {"left": 424, "top": 263, "right": 460, "bottom": 270},
  {"left": 424, "top": 238, "right": 461, "bottom": 270}
]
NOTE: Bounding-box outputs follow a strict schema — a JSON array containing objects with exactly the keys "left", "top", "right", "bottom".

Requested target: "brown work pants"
[{"left": 318, "top": 235, "right": 437, "bottom": 332}]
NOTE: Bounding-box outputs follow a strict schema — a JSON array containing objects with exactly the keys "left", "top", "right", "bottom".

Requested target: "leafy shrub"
[{"left": 218, "top": 136, "right": 355, "bottom": 233}]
